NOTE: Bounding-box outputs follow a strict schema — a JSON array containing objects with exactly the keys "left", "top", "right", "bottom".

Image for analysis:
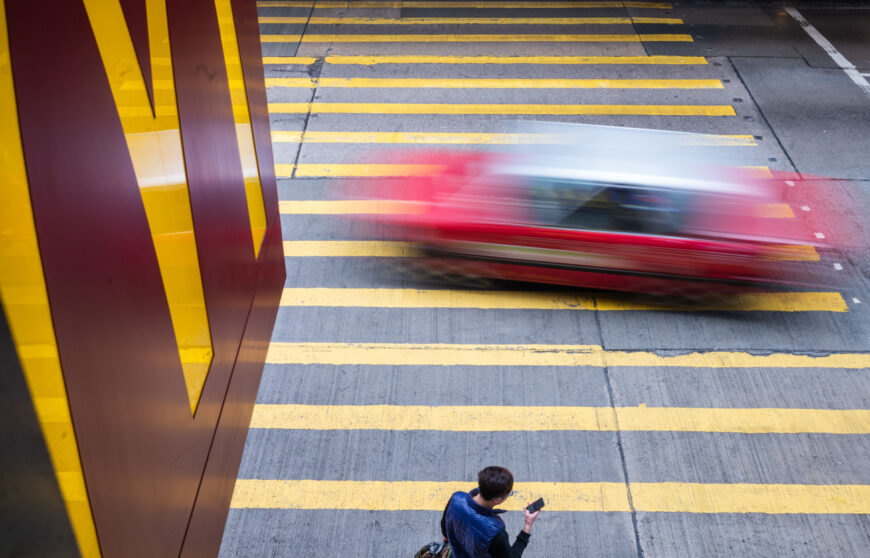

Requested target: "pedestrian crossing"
[{"left": 219, "top": 2, "right": 870, "bottom": 556}]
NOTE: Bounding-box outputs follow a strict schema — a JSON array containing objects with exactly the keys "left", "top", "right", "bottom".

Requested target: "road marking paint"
[
  {"left": 278, "top": 200, "right": 423, "bottom": 214},
  {"left": 759, "top": 204, "right": 793, "bottom": 218},
  {"left": 230, "top": 479, "right": 870, "bottom": 514},
  {"left": 261, "top": 16, "right": 684, "bottom": 25},
  {"left": 815, "top": 232, "right": 826, "bottom": 239},
  {"left": 279, "top": 288, "right": 846, "bottom": 312},
  {"left": 769, "top": 244, "right": 819, "bottom": 261},
  {"left": 271, "top": 130, "right": 754, "bottom": 146},
  {"left": 632, "top": 483, "right": 870, "bottom": 514},
  {"left": 744, "top": 165, "right": 773, "bottom": 178},
  {"left": 268, "top": 102, "right": 735, "bottom": 116},
  {"left": 800, "top": 205, "right": 811, "bottom": 211},
  {"left": 274, "top": 163, "right": 773, "bottom": 178},
  {"left": 265, "top": 77, "right": 722, "bottom": 89},
  {"left": 261, "top": 56, "right": 317, "bottom": 65},
  {"left": 324, "top": 55, "right": 706, "bottom": 65},
  {"left": 282, "top": 240, "right": 817, "bottom": 261},
  {"left": 277, "top": 163, "right": 443, "bottom": 177},
  {"left": 257, "top": 1, "right": 675, "bottom": 9},
  {"left": 232, "top": 480, "right": 631, "bottom": 511},
  {"left": 786, "top": 180, "right": 795, "bottom": 186},
  {"left": 251, "top": 404, "right": 870, "bottom": 434},
  {"left": 283, "top": 240, "right": 419, "bottom": 257},
  {"left": 834, "top": 263, "right": 843, "bottom": 271},
  {"left": 260, "top": 34, "right": 694, "bottom": 43},
  {"left": 785, "top": 8, "right": 870, "bottom": 99},
  {"left": 266, "top": 343, "right": 868, "bottom": 368},
  {"left": 853, "top": 298, "right": 862, "bottom": 304}
]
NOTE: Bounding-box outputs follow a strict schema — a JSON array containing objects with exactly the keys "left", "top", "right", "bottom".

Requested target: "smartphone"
[{"left": 526, "top": 497, "right": 545, "bottom": 513}]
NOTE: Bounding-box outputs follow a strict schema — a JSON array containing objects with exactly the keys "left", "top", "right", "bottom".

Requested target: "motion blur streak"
[{"left": 343, "top": 123, "right": 850, "bottom": 300}]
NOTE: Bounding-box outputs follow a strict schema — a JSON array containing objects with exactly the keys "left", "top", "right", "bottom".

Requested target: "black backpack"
[{"left": 414, "top": 541, "right": 452, "bottom": 558}]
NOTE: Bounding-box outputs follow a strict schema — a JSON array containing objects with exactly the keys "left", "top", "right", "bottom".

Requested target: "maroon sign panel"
[{"left": 4, "top": 0, "right": 283, "bottom": 556}]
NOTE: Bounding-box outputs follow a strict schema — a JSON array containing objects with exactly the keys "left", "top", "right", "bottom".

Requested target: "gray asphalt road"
[{"left": 220, "top": 2, "right": 870, "bottom": 557}]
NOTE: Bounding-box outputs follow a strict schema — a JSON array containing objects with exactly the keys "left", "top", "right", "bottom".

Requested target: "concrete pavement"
[{"left": 220, "top": 2, "right": 870, "bottom": 556}]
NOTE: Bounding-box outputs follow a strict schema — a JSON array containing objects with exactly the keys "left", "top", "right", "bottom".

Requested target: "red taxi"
[{"left": 363, "top": 150, "right": 825, "bottom": 296}]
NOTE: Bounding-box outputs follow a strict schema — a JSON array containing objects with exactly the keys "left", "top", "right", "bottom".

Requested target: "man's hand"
[{"left": 522, "top": 502, "right": 541, "bottom": 535}]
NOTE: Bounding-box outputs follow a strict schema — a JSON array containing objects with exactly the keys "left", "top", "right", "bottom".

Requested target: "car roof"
[{"left": 496, "top": 162, "right": 761, "bottom": 196}]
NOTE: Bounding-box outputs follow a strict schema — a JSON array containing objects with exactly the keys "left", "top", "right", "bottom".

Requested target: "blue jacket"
[{"left": 443, "top": 488, "right": 507, "bottom": 558}]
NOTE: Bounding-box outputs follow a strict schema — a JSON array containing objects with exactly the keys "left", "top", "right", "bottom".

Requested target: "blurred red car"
[{"left": 361, "top": 149, "right": 827, "bottom": 296}]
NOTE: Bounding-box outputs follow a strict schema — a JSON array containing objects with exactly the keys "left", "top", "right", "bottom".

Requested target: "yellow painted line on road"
[
  {"left": 266, "top": 343, "right": 867, "bottom": 368},
  {"left": 283, "top": 240, "right": 419, "bottom": 257},
  {"left": 633, "top": 483, "right": 870, "bottom": 514},
  {"left": 261, "top": 56, "right": 317, "bottom": 65},
  {"left": 231, "top": 479, "right": 870, "bottom": 514},
  {"left": 276, "top": 163, "right": 443, "bottom": 177},
  {"left": 258, "top": 2, "right": 675, "bottom": 9},
  {"left": 278, "top": 240, "right": 816, "bottom": 261},
  {"left": 232, "top": 480, "right": 631, "bottom": 511},
  {"left": 268, "top": 102, "right": 735, "bottom": 116},
  {"left": 265, "top": 77, "right": 722, "bottom": 89},
  {"left": 261, "top": 16, "right": 684, "bottom": 25},
  {"left": 278, "top": 200, "right": 423, "bottom": 214},
  {"left": 261, "top": 34, "right": 694, "bottom": 43},
  {"left": 770, "top": 244, "right": 820, "bottom": 261},
  {"left": 279, "top": 289, "right": 847, "bottom": 312},
  {"left": 275, "top": 199, "right": 792, "bottom": 217},
  {"left": 251, "top": 404, "right": 870, "bottom": 434},
  {"left": 324, "top": 55, "right": 707, "bottom": 65},
  {"left": 271, "top": 130, "right": 755, "bottom": 146},
  {"left": 276, "top": 162, "right": 774, "bottom": 178},
  {"left": 760, "top": 204, "right": 794, "bottom": 218}
]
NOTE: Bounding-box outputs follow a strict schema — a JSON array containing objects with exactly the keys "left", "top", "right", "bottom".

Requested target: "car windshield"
[{"left": 525, "top": 177, "right": 693, "bottom": 236}]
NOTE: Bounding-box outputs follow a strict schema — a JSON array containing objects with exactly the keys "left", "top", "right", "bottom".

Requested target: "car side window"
[
  {"left": 529, "top": 178, "right": 613, "bottom": 228},
  {"left": 528, "top": 178, "right": 690, "bottom": 235}
]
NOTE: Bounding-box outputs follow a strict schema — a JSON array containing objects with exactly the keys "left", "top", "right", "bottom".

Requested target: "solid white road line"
[{"left": 785, "top": 7, "right": 870, "bottom": 99}]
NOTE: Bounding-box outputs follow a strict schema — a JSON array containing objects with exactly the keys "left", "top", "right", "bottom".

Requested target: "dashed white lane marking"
[
  {"left": 815, "top": 232, "right": 826, "bottom": 239},
  {"left": 834, "top": 263, "right": 843, "bottom": 271},
  {"left": 853, "top": 298, "right": 862, "bottom": 304},
  {"left": 785, "top": 7, "right": 870, "bottom": 100},
  {"left": 800, "top": 205, "right": 811, "bottom": 211},
  {"left": 786, "top": 180, "right": 795, "bottom": 186}
]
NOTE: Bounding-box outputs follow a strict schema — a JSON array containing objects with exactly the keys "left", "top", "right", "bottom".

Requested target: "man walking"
[{"left": 440, "top": 466, "right": 542, "bottom": 558}]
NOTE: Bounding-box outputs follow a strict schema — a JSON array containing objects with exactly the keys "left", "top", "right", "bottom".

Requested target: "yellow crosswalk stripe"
[
  {"left": 266, "top": 342, "right": 868, "bottom": 368},
  {"left": 260, "top": 16, "right": 684, "bottom": 25},
  {"left": 257, "top": 2, "right": 675, "bottom": 9},
  {"left": 283, "top": 240, "right": 420, "bottom": 257},
  {"left": 265, "top": 77, "right": 723, "bottom": 89},
  {"left": 261, "top": 56, "right": 317, "bottom": 65},
  {"left": 280, "top": 240, "right": 817, "bottom": 261},
  {"left": 260, "top": 34, "right": 694, "bottom": 43},
  {"left": 276, "top": 163, "right": 442, "bottom": 177},
  {"left": 280, "top": 289, "right": 846, "bottom": 312},
  {"left": 278, "top": 200, "right": 423, "bottom": 214},
  {"left": 770, "top": 244, "right": 820, "bottom": 261},
  {"left": 272, "top": 130, "right": 755, "bottom": 146},
  {"left": 230, "top": 479, "right": 870, "bottom": 514},
  {"left": 251, "top": 404, "right": 870, "bottom": 434},
  {"left": 323, "top": 55, "right": 707, "bottom": 65},
  {"left": 276, "top": 162, "right": 776, "bottom": 179},
  {"left": 277, "top": 198, "right": 789, "bottom": 218},
  {"left": 268, "top": 102, "right": 736, "bottom": 116}
]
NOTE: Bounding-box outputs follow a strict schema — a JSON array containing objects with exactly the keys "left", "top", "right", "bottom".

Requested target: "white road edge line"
[{"left": 785, "top": 7, "right": 870, "bottom": 100}]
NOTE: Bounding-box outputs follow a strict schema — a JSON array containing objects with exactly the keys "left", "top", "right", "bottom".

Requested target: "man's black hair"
[{"left": 477, "top": 466, "right": 514, "bottom": 501}]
